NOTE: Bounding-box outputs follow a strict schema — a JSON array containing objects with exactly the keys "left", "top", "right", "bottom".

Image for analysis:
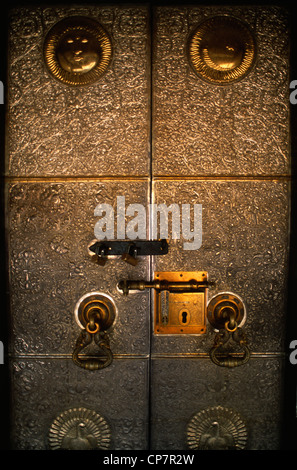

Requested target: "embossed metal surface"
[
  {"left": 44, "top": 16, "right": 112, "bottom": 86},
  {"left": 153, "top": 6, "right": 290, "bottom": 176},
  {"left": 7, "top": 181, "right": 150, "bottom": 357},
  {"left": 7, "top": 6, "right": 150, "bottom": 176},
  {"left": 5, "top": 4, "right": 291, "bottom": 451},
  {"left": 150, "top": 357, "right": 283, "bottom": 449},
  {"left": 10, "top": 359, "right": 149, "bottom": 450},
  {"left": 152, "top": 180, "right": 290, "bottom": 355}
]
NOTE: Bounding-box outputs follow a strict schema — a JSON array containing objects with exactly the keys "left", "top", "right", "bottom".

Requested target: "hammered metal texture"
[
  {"left": 7, "top": 181, "right": 150, "bottom": 356},
  {"left": 152, "top": 5, "right": 290, "bottom": 176},
  {"left": 7, "top": 5, "right": 150, "bottom": 176},
  {"left": 150, "top": 357, "right": 284, "bottom": 450},
  {"left": 9, "top": 358, "right": 149, "bottom": 450},
  {"left": 152, "top": 180, "right": 290, "bottom": 355}
]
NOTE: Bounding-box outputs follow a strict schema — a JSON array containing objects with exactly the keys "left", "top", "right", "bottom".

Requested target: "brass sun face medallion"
[
  {"left": 188, "top": 16, "right": 256, "bottom": 85},
  {"left": 44, "top": 16, "right": 112, "bottom": 86}
]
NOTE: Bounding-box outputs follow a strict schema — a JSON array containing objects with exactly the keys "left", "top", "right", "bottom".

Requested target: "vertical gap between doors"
[{"left": 148, "top": 2, "right": 154, "bottom": 451}]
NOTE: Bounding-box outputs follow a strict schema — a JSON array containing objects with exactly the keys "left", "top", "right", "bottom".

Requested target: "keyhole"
[
  {"left": 182, "top": 311, "right": 188, "bottom": 323},
  {"left": 178, "top": 308, "right": 190, "bottom": 326}
]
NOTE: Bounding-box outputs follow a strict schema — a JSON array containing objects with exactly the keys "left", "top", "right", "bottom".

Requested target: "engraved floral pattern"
[
  {"left": 150, "top": 357, "right": 284, "bottom": 450},
  {"left": 10, "top": 359, "right": 148, "bottom": 450},
  {"left": 6, "top": 4, "right": 290, "bottom": 451},
  {"left": 7, "top": 6, "right": 150, "bottom": 176},
  {"left": 152, "top": 180, "right": 290, "bottom": 354},
  {"left": 153, "top": 6, "right": 290, "bottom": 176},
  {"left": 7, "top": 181, "right": 150, "bottom": 356}
]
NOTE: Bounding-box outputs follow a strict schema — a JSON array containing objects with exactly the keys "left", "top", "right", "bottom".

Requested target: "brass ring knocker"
[
  {"left": 208, "top": 293, "right": 250, "bottom": 368},
  {"left": 85, "top": 307, "right": 101, "bottom": 334},
  {"left": 224, "top": 320, "right": 238, "bottom": 333},
  {"left": 85, "top": 322, "right": 100, "bottom": 334},
  {"left": 219, "top": 305, "right": 237, "bottom": 332},
  {"left": 72, "top": 329, "right": 113, "bottom": 371},
  {"left": 73, "top": 293, "right": 116, "bottom": 371},
  {"left": 209, "top": 326, "right": 250, "bottom": 368}
]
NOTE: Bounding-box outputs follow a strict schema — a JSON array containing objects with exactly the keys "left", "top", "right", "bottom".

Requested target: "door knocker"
[
  {"left": 207, "top": 293, "right": 250, "bottom": 368},
  {"left": 72, "top": 292, "right": 116, "bottom": 370}
]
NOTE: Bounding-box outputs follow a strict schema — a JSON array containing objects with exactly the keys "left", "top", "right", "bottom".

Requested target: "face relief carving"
[
  {"left": 201, "top": 28, "right": 244, "bottom": 71},
  {"left": 44, "top": 16, "right": 112, "bottom": 86},
  {"left": 56, "top": 33, "right": 101, "bottom": 73},
  {"left": 188, "top": 16, "right": 255, "bottom": 84}
]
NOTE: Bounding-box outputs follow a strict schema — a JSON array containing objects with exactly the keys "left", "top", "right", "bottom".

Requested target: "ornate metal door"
[{"left": 3, "top": 3, "right": 296, "bottom": 450}]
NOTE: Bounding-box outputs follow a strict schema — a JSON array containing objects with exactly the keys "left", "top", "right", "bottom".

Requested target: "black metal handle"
[{"left": 89, "top": 239, "right": 169, "bottom": 266}]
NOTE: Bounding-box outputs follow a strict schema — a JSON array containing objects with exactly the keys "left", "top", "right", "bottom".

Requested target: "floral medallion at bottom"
[
  {"left": 187, "top": 406, "right": 247, "bottom": 450},
  {"left": 48, "top": 407, "right": 111, "bottom": 450}
]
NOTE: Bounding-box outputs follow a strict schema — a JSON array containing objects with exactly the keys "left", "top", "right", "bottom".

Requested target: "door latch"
[
  {"left": 89, "top": 239, "right": 169, "bottom": 266},
  {"left": 119, "top": 271, "right": 211, "bottom": 334}
]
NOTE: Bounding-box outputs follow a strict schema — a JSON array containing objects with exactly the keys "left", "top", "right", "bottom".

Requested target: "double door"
[{"left": 4, "top": 3, "right": 294, "bottom": 449}]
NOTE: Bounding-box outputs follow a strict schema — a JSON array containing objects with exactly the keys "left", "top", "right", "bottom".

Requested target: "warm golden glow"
[
  {"left": 44, "top": 16, "right": 112, "bottom": 86},
  {"left": 188, "top": 16, "right": 256, "bottom": 84}
]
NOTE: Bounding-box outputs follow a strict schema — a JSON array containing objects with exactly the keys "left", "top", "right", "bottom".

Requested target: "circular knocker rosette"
[
  {"left": 43, "top": 16, "right": 112, "bottom": 86},
  {"left": 187, "top": 15, "right": 256, "bottom": 85}
]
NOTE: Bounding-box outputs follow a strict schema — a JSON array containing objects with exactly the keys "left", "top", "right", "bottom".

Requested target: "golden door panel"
[
  {"left": 151, "top": 180, "right": 290, "bottom": 355},
  {"left": 4, "top": 3, "right": 293, "bottom": 450},
  {"left": 7, "top": 5, "right": 150, "bottom": 177},
  {"left": 152, "top": 5, "right": 290, "bottom": 177},
  {"left": 7, "top": 181, "right": 150, "bottom": 357}
]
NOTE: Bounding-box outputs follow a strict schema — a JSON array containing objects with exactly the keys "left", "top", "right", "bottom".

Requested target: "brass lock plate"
[{"left": 154, "top": 272, "right": 208, "bottom": 335}]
